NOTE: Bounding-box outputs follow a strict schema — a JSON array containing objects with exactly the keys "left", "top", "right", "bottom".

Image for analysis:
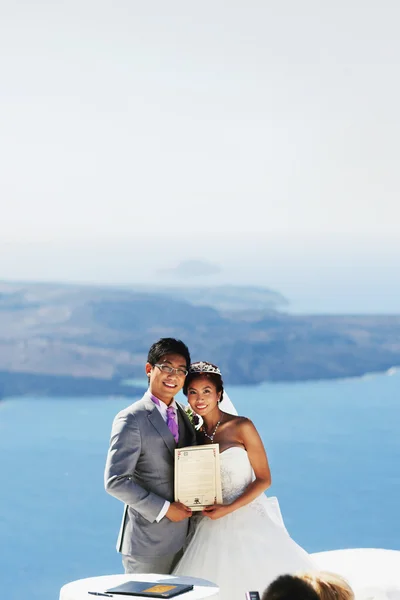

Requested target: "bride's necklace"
[{"left": 201, "top": 419, "right": 221, "bottom": 442}]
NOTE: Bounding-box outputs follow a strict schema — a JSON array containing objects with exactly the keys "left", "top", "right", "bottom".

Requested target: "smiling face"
[
  {"left": 187, "top": 375, "right": 222, "bottom": 417},
  {"left": 146, "top": 353, "right": 188, "bottom": 404}
]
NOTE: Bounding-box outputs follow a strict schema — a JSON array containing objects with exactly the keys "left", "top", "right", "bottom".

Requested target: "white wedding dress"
[{"left": 174, "top": 447, "right": 316, "bottom": 600}]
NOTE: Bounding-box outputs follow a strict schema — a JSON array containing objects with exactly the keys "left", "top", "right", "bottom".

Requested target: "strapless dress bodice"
[{"left": 220, "top": 447, "right": 254, "bottom": 503}]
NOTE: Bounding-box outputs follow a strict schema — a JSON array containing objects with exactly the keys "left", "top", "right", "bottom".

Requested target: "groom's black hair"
[
  {"left": 262, "top": 576, "right": 320, "bottom": 600},
  {"left": 147, "top": 338, "right": 191, "bottom": 370}
]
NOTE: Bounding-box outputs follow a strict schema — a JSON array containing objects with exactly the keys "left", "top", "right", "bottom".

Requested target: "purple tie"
[
  {"left": 166, "top": 406, "right": 179, "bottom": 444},
  {"left": 150, "top": 394, "right": 179, "bottom": 443}
]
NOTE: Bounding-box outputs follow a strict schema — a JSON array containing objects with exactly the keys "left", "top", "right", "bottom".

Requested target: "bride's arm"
[{"left": 203, "top": 419, "right": 271, "bottom": 520}]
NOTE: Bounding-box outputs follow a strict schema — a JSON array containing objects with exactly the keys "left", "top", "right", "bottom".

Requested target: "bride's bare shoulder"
[{"left": 223, "top": 414, "right": 256, "bottom": 430}]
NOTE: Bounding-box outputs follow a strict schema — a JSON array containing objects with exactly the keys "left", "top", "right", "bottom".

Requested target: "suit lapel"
[
  {"left": 176, "top": 402, "right": 196, "bottom": 447},
  {"left": 145, "top": 395, "right": 176, "bottom": 457}
]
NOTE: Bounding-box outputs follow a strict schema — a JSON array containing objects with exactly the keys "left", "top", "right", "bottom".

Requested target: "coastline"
[
  {"left": 1, "top": 364, "right": 399, "bottom": 402},
  {"left": 0, "top": 371, "right": 144, "bottom": 402}
]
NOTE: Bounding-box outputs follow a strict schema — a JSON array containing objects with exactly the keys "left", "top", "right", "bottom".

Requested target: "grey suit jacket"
[{"left": 104, "top": 393, "right": 196, "bottom": 558}]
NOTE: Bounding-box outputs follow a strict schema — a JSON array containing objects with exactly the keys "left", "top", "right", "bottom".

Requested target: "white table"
[
  {"left": 60, "top": 573, "right": 219, "bottom": 600},
  {"left": 60, "top": 549, "right": 400, "bottom": 600},
  {"left": 312, "top": 549, "right": 400, "bottom": 598}
]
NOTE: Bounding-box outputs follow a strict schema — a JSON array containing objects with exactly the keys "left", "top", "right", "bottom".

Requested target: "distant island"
[{"left": 0, "top": 280, "right": 399, "bottom": 398}]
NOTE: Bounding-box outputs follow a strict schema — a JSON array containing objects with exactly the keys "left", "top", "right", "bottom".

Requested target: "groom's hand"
[{"left": 166, "top": 502, "right": 192, "bottom": 522}]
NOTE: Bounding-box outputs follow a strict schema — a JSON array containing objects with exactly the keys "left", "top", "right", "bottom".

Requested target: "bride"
[{"left": 174, "top": 361, "right": 316, "bottom": 599}]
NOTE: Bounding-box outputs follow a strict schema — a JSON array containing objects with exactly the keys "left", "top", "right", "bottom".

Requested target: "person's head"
[
  {"left": 183, "top": 361, "right": 224, "bottom": 418},
  {"left": 262, "top": 574, "right": 320, "bottom": 600},
  {"left": 298, "top": 572, "right": 354, "bottom": 600},
  {"left": 145, "top": 338, "right": 191, "bottom": 404}
]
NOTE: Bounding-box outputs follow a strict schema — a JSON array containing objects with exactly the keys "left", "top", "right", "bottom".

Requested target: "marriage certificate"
[{"left": 174, "top": 444, "right": 223, "bottom": 511}]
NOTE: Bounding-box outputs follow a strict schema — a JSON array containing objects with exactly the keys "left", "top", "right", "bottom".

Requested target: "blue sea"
[{"left": 1, "top": 371, "right": 399, "bottom": 600}]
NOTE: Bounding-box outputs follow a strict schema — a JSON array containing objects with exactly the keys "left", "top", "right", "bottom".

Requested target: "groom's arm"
[{"left": 104, "top": 411, "right": 165, "bottom": 523}]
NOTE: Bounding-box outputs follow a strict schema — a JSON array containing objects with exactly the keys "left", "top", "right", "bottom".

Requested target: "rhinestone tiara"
[{"left": 189, "top": 361, "right": 221, "bottom": 375}]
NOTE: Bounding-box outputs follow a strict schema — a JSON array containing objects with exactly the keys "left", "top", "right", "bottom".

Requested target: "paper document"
[{"left": 174, "top": 444, "right": 222, "bottom": 511}]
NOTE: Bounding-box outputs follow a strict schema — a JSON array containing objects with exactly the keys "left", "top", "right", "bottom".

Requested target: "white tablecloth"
[{"left": 60, "top": 573, "right": 219, "bottom": 600}]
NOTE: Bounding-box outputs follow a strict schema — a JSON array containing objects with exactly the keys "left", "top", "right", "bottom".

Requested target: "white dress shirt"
[{"left": 151, "top": 395, "right": 179, "bottom": 522}]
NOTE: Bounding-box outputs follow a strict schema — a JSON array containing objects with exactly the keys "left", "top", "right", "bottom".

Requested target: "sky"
[{"left": 1, "top": 1, "right": 399, "bottom": 312}]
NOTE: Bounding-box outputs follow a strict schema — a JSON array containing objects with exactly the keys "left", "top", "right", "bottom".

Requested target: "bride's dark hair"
[{"left": 183, "top": 363, "right": 224, "bottom": 403}]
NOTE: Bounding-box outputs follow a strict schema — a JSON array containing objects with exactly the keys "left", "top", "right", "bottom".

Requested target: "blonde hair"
[{"left": 298, "top": 571, "right": 354, "bottom": 600}]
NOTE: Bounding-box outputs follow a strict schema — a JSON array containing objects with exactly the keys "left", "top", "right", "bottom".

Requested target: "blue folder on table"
[{"left": 106, "top": 580, "right": 194, "bottom": 598}]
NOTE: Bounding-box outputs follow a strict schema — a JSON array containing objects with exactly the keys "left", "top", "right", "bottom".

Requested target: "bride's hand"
[{"left": 202, "top": 504, "right": 231, "bottom": 520}]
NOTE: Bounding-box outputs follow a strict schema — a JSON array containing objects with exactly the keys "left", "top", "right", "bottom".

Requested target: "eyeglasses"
[{"left": 155, "top": 364, "right": 188, "bottom": 377}]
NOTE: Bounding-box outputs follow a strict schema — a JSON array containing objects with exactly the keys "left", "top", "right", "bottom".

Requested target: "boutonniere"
[{"left": 185, "top": 405, "right": 201, "bottom": 430}]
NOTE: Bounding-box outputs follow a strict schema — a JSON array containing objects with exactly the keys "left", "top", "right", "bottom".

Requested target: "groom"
[{"left": 104, "top": 338, "right": 196, "bottom": 574}]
